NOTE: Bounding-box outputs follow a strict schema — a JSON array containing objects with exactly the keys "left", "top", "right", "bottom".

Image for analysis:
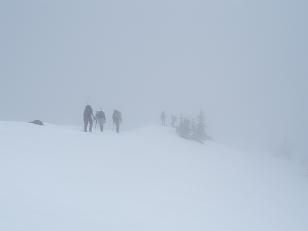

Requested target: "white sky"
[{"left": 1, "top": 0, "right": 307, "bottom": 157}]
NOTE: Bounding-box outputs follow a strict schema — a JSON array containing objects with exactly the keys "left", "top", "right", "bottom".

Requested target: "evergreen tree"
[
  {"left": 176, "top": 117, "right": 191, "bottom": 139},
  {"left": 191, "top": 119, "right": 197, "bottom": 140},
  {"left": 175, "top": 111, "right": 209, "bottom": 143},
  {"left": 195, "top": 110, "right": 207, "bottom": 141},
  {"left": 171, "top": 115, "right": 177, "bottom": 127}
]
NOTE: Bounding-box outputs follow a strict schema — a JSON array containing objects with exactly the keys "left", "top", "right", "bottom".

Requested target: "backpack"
[
  {"left": 95, "top": 111, "right": 106, "bottom": 123},
  {"left": 113, "top": 110, "right": 122, "bottom": 123},
  {"left": 96, "top": 111, "right": 105, "bottom": 120}
]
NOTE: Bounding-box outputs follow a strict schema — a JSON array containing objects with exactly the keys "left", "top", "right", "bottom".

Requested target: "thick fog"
[{"left": 1, "top": 0, "right": 307, "bottom": 158}]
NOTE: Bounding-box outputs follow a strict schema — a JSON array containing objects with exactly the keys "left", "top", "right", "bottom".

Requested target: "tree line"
[{"left": 161, "top": 110, "right": 210, "bottom": 143}]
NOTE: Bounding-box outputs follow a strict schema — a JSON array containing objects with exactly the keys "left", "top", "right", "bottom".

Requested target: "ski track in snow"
[{"left": 0, "top": 121, "right": 308, "bottom": 231}]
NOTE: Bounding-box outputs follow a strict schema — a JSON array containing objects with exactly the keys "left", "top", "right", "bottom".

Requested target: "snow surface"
[{"left": 0, "top": 121, "right": 308, "bottom": 231}]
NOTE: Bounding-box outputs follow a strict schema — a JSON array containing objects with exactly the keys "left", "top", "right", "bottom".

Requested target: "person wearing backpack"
[
  {"left": 95, "top": 110, "right": 106, "bottom": 132},
  {"left": 83, "top": 104, "right": 95, "bottom": 132},
  {"left": 112, "top": 110, "right": 122, "bottom": 133}
]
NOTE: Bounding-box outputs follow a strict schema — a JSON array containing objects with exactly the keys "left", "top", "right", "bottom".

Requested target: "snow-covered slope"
[{"left": 0, "top": 121, "right": 307, "bottom": 231}]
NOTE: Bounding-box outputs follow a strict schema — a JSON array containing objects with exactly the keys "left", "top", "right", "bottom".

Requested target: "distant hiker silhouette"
[
  {"left": 112, "top": 110, "right": 122, "bottom": 133},
  {"left": 95, "top": 110, "right": 106, "bottom": 132},
  {"left": 160, "top": 111, "right": 166, "bottom": 126},
  {"left": 83, "top": 105, "right": 95, "bottom": 132}
]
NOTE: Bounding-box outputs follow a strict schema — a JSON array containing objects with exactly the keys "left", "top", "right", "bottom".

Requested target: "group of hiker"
[{"left": 83, "top": 105, "right": 122, "bottom": 133}]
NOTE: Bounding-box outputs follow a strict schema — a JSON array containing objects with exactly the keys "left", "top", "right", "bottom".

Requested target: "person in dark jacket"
[
  {"left": 112, "top": 110, "right": 122, "bottom": 133},
  {"left": 95, "top": 110, "right": 106, "bottom": 132},
  {"left": 83, "top": 105, "right": 95, "bottom": 132}
]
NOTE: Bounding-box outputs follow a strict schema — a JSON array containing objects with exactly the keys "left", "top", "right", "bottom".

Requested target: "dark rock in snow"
[{"left": 29, "top": 120, "right": 44, "bottom": 126}]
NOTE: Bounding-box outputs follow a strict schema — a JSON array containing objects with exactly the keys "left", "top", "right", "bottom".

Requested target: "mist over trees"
[{"left": 162, "top": 110, "right": 209, "bottom": 143}]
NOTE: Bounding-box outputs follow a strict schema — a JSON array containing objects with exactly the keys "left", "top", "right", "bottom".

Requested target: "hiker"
[
  {"left": 160, "top": 111, "right": 166, "bottom": 126},
  {"left": 112, "top": 110, "right": 122, "bottom": 133},
  {"left": 83, "top": 104, "right": 95, "bottom": 132},
  {"left": 95, "top": 110, "right": 106, "bottom": 132}
]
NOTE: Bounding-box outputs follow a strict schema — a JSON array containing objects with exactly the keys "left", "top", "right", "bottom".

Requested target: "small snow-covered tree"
[
  {"left": 194, "top": 110, "right": 207, "bottom": 141},
  {"left": 175, "top": 111, "right": 209, "bottom": 143},
  {"left": 176, "top": 117, "right": 191, "bottom": 139},
  {"left": 191, "top": 119, "right": 197, "bottom": 140},
  {"left": 171, "top": 115, "right": 177, "bottom": 127}
]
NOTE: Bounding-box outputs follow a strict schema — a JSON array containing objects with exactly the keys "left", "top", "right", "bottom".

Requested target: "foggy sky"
[{"left": 1, "top": 0, "right": 307, "bottom": 157}]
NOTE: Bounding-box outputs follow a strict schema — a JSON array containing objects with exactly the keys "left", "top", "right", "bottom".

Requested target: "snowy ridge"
[{"left": 0, "top": 121, "right": 308, "bottom": 231}]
